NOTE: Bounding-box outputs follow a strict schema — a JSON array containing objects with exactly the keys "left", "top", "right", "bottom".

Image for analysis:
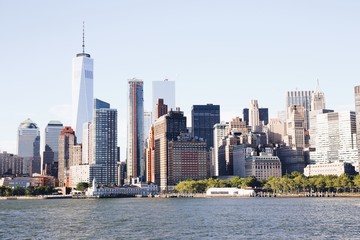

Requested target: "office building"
[
  {"left": 127, "top": 78, "right": 144, "bottom": 182},
  {"left": 17, "top": 118, "right": 41, "bottom": 175},
  {"left": 155, "top": 98, "right": 168, "bottom": 120},
  {"left": 153, "top": 109, "right": 188, "bottom": 191},
  {"left": 284, "top": 105, "right": 305, "bottom": 149},
  {"left": 42, "top": 121, "right": 63, "bottom": 175},
  {"left": 152, "top": 79, "right": 175, "bottom": 121},
  {"left": 191, "top": 104, "right": 220, "bottom": 150},
  {"left": 167, "top": 134, "right": 208, "bottom": 190},
  {"left": 144, "top": 111, "right": 152, "bottom": 141},
  {"left": 58, "top": 126, "right": 76, "bottom": 187},
  {"left": 249, "top": 100, "right": 260, "bottom": 132},
  {"left": 355, "top": 85, "right": 360, "bottom": 167},
  {"left": 286, "top": 90, "right": 313, "bottom": 129},
  {"left": 244, "top": 106, "right": 268, "bottom": 130},
  {"left": 268, "top": 118, "right": 286, "bottom": 144},
  {"left": 310, "top": 111, "right": 358, "bottom": 166},
  {"left": 245, "top": 155, "right": 282, "bottom": 180},
  {"left": 92, "top": 99, "right": 118, "bottom": 186},
  {"left": 212, "top": 122, "right": 229, "bottom": 176},
  {"left": 72, "top": 26, "right": 93, "bottom": 143},
  {"left": 0, "top": 151, "right": 23, "bottom": 176}
]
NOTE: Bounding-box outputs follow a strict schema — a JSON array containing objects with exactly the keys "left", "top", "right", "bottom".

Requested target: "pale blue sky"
[{"left": 1, "top": 1, "right": 359, "bottom": 160}]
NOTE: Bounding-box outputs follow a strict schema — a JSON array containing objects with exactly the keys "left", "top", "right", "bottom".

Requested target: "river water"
[{"left": 0, "top": 197, "right": 359, "bottom": 239}]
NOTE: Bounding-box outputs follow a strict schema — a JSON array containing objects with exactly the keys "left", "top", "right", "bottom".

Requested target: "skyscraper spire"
[{"left": 82, "top": 21, "right": 85, "bottom": 54}]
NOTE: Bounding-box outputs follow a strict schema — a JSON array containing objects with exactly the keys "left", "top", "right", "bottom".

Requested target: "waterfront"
[{"left": 0, "top": 198, "right": 359, "bottom": 239}]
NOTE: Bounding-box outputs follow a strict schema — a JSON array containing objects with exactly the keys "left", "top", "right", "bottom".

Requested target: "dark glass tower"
[
  {"left": 191, "top": 104, "right": 220, "bottom": 150},
  {"left": 259, "top": 108, "right": 269, "bottom": 125}
]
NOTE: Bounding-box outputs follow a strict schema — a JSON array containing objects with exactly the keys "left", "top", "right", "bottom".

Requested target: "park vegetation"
[
  {"left": 0, "top": 186, "right": 56, "bottom": 197},
  {"left": 175, "top": 172, "right": 360, "bottom": 194}
]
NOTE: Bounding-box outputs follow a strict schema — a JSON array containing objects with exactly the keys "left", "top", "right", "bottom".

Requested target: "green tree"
[
  {"left": 314, "top": 175, "right": 326, "bottom": 192},
  {"left": 353, "top": 175, "right": 360, "bottom": 191},
  {"left": 76, "top": 182, "right": 89, "bottom": 191},
  {"left": 13, "top": 187, "right": 26, "bottom": 196},
  {"left": 242, "top": 176, "right": 261, "bottom": 189}
]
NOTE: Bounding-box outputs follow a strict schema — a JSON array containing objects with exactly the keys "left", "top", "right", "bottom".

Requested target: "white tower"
[
  {"left": 72, "top": 23, "right": 93, "bottom": 143},
  {"left": 249, "top": 100, "right": 260, "bottom": 132}
]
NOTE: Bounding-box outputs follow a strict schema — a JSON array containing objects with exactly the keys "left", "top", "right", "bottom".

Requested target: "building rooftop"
[{"left": 19, "top": 118, "right": 38, "bottom": 129}]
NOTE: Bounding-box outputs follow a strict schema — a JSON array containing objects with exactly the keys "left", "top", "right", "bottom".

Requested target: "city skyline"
[{"left": 1, "top": 1, "right": 360, "bottom": 162}]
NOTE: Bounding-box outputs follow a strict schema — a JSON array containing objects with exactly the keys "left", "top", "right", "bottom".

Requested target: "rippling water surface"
[{"left": 0, "top": 197, "right": 359, "bottom": 239}]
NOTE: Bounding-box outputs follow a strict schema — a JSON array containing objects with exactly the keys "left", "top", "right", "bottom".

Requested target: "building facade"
[
  {"left": 285, "top": 105, "right": 305, "bottom": 149},
  {"left": 310, "top": 111, "right": 358, "bottom": 166},
  {"left": 153, "top": 110, "right": 188, "bottom": 191},
  {"left": 43, "top": 121, "right": 63, "bottom": 176},
  {"left": 72, "top": 36, "right": 93, "bottom": 143},
  {"left": 58, "top": 126, "right": 76, "bottom": 187},
  {"left": 17, "top": 118, "right": 41, "bottom": 175},
  {"left": 92, "top": 99, "right": 118, "bottom": 186},
  {"left": 304, "top": 162, "right": 356, "bottom": 177},
  {"left": 127, "top": 78, "right": 144, "bottom": 182},
  {"left": 0, "top": 152, "right": 23, "bottom": 176},
  {"left": 245, "top": 155, "right": 282, "bottom": 180},
  {"left": 355, "top": 85, "right": 360, "bottom": 168},
  {"left": 167, "top": 135, "right": 208, "bottom": 190},
  {"left": 212, "top": 122, "right": 229, "bottom": 176},
  {"left": 191, "top": 104, "right": 220, "bottom": 150},
  {"left": 286, "top": 90, "right": 313, "bottom": 130}
]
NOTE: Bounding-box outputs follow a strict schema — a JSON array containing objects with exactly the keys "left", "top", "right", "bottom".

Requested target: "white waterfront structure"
[
  {"left": 152, "top": 79, "right": 175, "bottom": 122},
  {"left": 310, "top": 111, "right": 358, "bottom": 166},
  {"left": 86, "top": 178, "right": 159, "bottom": 197},
  {"left": 206, "top": 188, "right": 255, "bottom": 197},
  {"left": 72, "top": 28, "right": 93, "bottom": 143}
]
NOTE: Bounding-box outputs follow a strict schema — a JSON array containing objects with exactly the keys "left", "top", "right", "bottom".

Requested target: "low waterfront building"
[
  {"left": 6, "top": 176, "right": 56, "bottom": 188},
  {"left": 303, "top": 162, "right": 356, "bottom": 177},
  {"left": 85, "top": 178, "right": 159, "bottom": 197},
  {"left": 206, "top": 187, "right": 255, "bottom": 197}
]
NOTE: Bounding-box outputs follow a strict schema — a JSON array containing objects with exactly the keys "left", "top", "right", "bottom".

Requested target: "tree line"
[
  {"left": 175, "top": 172, "right": 360, "bottom": 194},
  {"left": 0, "top": 186, "right": 56, "bottom": 197}
]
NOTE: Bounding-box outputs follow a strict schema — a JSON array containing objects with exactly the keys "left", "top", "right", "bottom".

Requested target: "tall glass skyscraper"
[
  {"left": 17, "top": 118, "right": 41, "bottom": 175},
  {"left": 72, "top": 28, "right": 93, "bottom": 143},
  {"left": 152, "top": 79, "right": 175, "bottom": 122},
  {"left": 191, "top": 104, "right": 220, "bottom": 150},
  {"left": 43, "top": 121, "right": 63, "bottom": 175},
  {"left": 92, "top": 99, "right": 118, "bottom": 185},
  {"left": 127, "top": 79, "right": 144, "bottom": 182}
]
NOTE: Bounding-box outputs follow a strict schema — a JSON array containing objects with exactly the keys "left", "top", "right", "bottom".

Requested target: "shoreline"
[{"left": 1, "top": 193, "right": 360, "bottom": 200}]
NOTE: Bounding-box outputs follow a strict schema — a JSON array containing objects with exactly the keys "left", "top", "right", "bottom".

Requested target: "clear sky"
[{"left": 1, "top": 1, "right": 359, "bottom": 160}]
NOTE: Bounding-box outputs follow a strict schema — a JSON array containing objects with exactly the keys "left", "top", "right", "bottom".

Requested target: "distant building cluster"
[{"left": 1, "top": 37, "right": 360, "bottom": 192}]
